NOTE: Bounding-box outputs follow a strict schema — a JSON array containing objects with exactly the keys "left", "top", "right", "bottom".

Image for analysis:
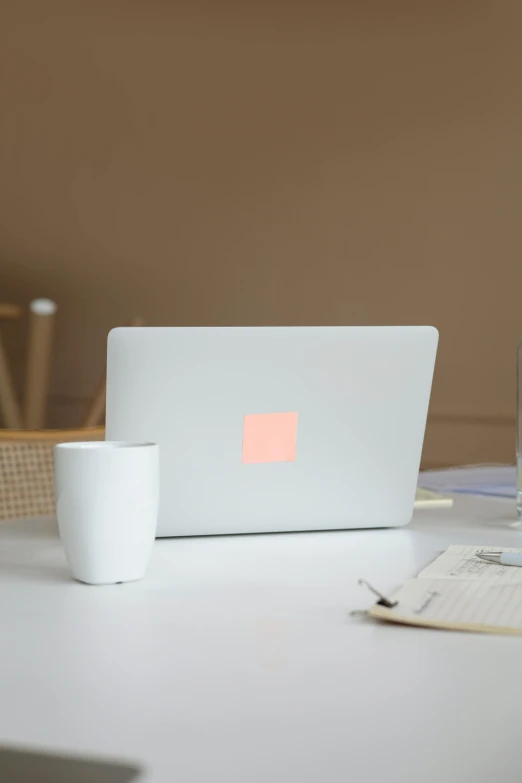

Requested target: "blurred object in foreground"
[{"left": 0, "top": 745, "right": 140, "bottom": 783}]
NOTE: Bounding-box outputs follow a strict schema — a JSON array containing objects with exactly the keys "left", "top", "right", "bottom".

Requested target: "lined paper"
[{"left": 418, "top": 545, "right": 522, "bottom": 585}]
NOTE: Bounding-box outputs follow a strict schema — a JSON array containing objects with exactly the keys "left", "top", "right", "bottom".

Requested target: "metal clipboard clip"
[{"left": 351, "top": 578, "right": 398, "bottom": 617}]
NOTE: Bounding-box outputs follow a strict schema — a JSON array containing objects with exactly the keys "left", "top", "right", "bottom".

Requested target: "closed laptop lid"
[{"left": 106, "top": 326, "right": 438, "bottom": 536}]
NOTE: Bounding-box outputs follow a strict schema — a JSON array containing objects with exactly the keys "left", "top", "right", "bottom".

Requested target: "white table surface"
[{"left": 1, "top": 496, "right": 522, "bottom": 783}]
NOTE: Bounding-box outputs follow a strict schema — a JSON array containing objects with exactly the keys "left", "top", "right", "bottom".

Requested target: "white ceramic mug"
[{"left": 54, "top": 441, "right": 159, "bottom": 585}]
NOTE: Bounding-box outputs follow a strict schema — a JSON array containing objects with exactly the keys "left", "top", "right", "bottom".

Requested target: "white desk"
[{"left": 1, "top": 496, "right": 521, "bottom": 783}]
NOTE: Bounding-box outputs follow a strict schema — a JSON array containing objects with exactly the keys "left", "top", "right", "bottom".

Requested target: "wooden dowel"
[
  {"left": 82, "top": 374, "right": 107, "bottom": 429},
  {"left": 24, "top": 299, "right": 57, "bottom": 429},
  {"left": 82, "top": 316, "right": 146, "bottom": 428},
  {"left": 0, "top": 304, "right": 22, "bottom": 320},
  {"left": 0, "top": 330, "right": 23, "bottom": 428}
]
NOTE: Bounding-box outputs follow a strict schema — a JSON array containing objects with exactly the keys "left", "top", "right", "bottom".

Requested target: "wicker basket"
[{"left": 0, "top": 428, "right": 104, "bottom": 521}]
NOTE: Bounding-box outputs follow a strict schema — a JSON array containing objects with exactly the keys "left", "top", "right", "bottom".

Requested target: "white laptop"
[{"left": 105, "top": 326, "right": 438, "bottom": 536}]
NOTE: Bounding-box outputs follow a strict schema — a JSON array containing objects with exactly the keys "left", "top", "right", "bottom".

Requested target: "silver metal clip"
[{"left": 357, "top": 579, "right": 398, "bottom": 608}]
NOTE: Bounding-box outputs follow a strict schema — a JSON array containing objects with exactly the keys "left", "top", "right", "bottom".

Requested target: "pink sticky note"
[{"left": 242, "top": 412, "right": 298, "bottom": 464}]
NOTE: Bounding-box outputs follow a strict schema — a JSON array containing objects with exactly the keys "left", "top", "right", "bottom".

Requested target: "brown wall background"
[{"left": 1, "top": 1, "right": 521, "bottom": 465}]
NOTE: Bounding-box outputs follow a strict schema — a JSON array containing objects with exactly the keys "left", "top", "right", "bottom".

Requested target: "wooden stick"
[
  {"left": 0, "top": 304, "right": 22, "bottom": 320},
  {"left": 82, "top": 316, "right": 146, "bottom": 428},
  {"left": 81, "top": 374, "right": 107, "bottom": 429},
  {"left": 0, "top": 329, "right": 23, "bottom": 428},
  {"left": 24, "top": 299, "right": 57, "bottom": 429}
]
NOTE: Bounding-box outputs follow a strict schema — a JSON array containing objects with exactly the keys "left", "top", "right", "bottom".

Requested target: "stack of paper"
[{"left": 419, "top": 465, "right": 516, "bottom": 499}]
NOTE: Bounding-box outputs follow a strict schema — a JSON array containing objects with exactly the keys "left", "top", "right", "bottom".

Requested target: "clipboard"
[{"left": 358, "top": 545, "right": 522, "bottom": 635}]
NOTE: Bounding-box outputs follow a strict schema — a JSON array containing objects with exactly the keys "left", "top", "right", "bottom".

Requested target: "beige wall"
[{"left": 1, "top": 1, "right": 521, "bottom": 464}]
